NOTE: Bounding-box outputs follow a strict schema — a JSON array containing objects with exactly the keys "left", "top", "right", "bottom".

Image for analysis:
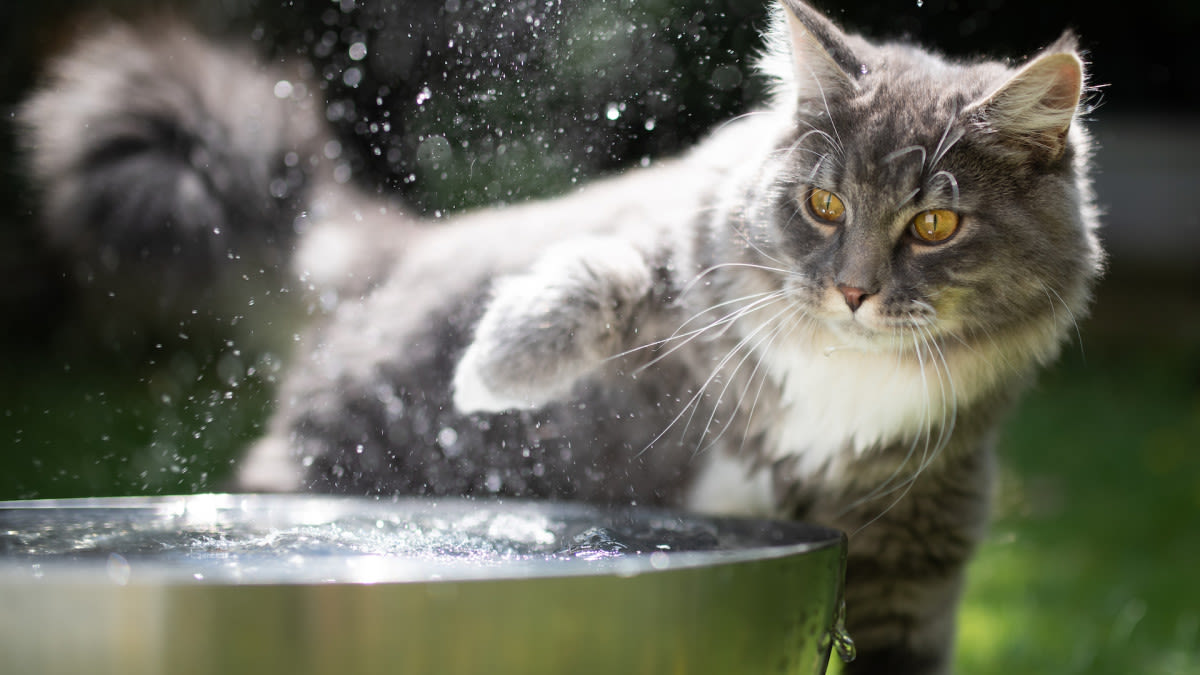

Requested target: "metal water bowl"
[{"left": 0, "top": 494, "right": 846, "bottom": 675}]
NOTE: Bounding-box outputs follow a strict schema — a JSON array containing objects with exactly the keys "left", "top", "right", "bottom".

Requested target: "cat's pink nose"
[{"left": 838, "top": 285, "right": 869, "bottom": 312}]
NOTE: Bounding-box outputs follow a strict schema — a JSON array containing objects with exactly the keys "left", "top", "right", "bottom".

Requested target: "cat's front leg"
[
  {"left": 453, "top": 236, "right": 657, "bottom": 413},
  {"left": 827, "top": 445, "right": 994, "bottom": 675}
]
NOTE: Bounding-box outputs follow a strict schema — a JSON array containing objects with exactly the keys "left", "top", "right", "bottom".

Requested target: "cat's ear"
[
  {"left": 778, "top": 0, "right": 861, "bottom": 101},
  {"left": 967, "top": 37, "right": 1084, "bottom": 161}
]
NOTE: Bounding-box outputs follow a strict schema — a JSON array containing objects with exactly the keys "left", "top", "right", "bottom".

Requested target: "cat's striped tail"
[{"left": 19, "top": 20, "right": 406, "bottom": 349}]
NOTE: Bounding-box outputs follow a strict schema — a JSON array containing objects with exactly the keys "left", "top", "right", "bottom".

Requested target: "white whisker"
[
  {"left": 638, "top": 299, "right": 795, "bottom": 457},
  {"left": 678, "top": 262, "right": 792, "bottom": 298},
  {"left": 619, "top": 290, "right": 787, "bottom": 374},
  {"left": 837, "top": 325, "right": 926, "bottom": 521},
  {"left": 695, "top": 304, "right": 807, "bottom": 456},
  {"left": 844, "top": 319, "right": 960, "bottom": 533},
  {"left": 679, "top": 302, "right": 797, "bottom": 443},
  {"left": 898, "top": 187, "right": 922, "bottom": 208},
  {"left": 712, "top": 109, "right": 774, "bottom": 135},
  {"left": 910, "top": 299, "right": 938, "bottom": 317},
  {"left": 805, "top": 68, "right": 846, "bottom": 158},
  {"left": 930, "top": 116, "right": 965, "bottom": 169},
  {"left": 784, "top": 128, "right": 843, "bottom": 162},
  {"left": 736, "top": 310, "right": 807, "bottom": 455},
  {"left": 1039, "top": 280, "right": 1085, "bottom": 358},
  {"left": 882, "top": 145, "right": 927, "bottom": 167},
  {"left": 737, "top": 228, "right": 795, "bottom": 269},
  {"left": 929, "top": 170, "right": 960, "bottom": 207}
]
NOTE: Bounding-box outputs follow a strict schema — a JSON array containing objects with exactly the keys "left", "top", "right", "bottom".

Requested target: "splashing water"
[{"left": 0, "top": 495, "right": 796, "bottom": 584}]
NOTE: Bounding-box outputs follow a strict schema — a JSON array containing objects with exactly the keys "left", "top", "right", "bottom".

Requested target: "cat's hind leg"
[{"left": 453, "top": 237, "right": 656, "bottom": 413}]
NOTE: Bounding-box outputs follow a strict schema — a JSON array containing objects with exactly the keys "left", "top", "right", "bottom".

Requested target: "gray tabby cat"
[{"left": 21, "top": 1, "right": 1102, "bottom": 672}]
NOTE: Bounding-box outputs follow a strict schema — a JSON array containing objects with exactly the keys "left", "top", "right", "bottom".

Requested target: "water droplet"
[
  {"left": 605, "top": 102, "right": 621, "bottom": 121},
  {"left": 916, "top": 0, "right": 924, "bottom": 6},
  {"left": 106, "top": 553, "right": 131, "bottom": 585},
  {"left": 560, "top": 527, "right": 629, "bottom": 560},
  {"left": 417, "top": 136, "right": 452, "bottom": 167},
  {"left": 437, "top": 427, "right": 459, "bottom": 448},
  {"left": 832, "top": 600, "right": 857, "bottom": 663},
  {"left": 273, "top": 80, "right": 294, "bottom": 99},
  {"left": 347, "top": 41, "right": 368, "bottom": 61}
]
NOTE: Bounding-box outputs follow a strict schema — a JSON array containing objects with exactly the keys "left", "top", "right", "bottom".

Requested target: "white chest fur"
[
  {"left": 683, "top": 312, "right": 1059, "bottom": 514},
  {"left": 757, "top": 331, "right": 959, "bottom": 478},
  {"left": 685, "top": 329, "right": 960, "bottom": 516}
]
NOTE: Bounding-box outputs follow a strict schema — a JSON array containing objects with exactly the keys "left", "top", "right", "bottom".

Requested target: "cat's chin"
[
  {"left": 798, "top": 318, "right": 888, "bottom": 355},
  {"left": 811, "top": 315, "right": 931, "bottom": 355}
]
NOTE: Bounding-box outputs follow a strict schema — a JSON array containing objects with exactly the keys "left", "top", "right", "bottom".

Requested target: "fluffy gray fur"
[
  {"left": 21, "top": 2, "right": 1103, "bottom": 673},
  {"left": 19, "top": 21, "right": 404, "bottom": 350}
]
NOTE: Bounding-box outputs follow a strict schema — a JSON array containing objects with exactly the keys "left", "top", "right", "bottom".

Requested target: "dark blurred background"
[
  {"left": 2, "top": 0, "right": 1198, "bottom": 335},
  {"left": 0, "top": 2, "right": 1197, "bottom": 672}
]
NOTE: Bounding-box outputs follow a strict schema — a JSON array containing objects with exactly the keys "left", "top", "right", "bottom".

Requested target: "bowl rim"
[{"left": 0, "top": 493, "right": 846, "bottom": 586}]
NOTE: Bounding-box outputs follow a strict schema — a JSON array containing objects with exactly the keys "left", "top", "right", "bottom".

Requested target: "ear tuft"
[
  {"left": 778, "top": 0, "right": 859, "bottom": 102},
  {"left": 969, "top": 49, "right": 1084, "bottom": 161}
]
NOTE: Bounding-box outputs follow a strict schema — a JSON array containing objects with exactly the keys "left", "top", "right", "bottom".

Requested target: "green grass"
[
  {"left": 957, "top": 340, "right": 1200, "bottom": 675},
  {"left": 0, "top": 346, "right": 275, "bottom": 499},
  {"left": 1, "top": 271, "right": 1197, "bottom": 674}
]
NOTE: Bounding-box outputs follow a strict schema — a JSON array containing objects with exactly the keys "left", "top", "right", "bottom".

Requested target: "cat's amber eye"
[
  {"left": 910, "top": 209, "right": 960, "bottom": 243},
  {"left": 808, "top": 188, "right": 846, "bottom": 223}
]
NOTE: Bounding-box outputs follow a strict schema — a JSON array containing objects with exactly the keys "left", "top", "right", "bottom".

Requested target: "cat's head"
[{"left": 740, "top": 0, "right": 1102, "bottom": 377}]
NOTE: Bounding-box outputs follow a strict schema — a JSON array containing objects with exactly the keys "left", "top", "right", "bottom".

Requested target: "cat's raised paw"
[
  {"left": 451, "top": 342, "right": 542, "bottom": 414},
  {"left": 451, "top": 236, "right": 656, "bottom": 415}
]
